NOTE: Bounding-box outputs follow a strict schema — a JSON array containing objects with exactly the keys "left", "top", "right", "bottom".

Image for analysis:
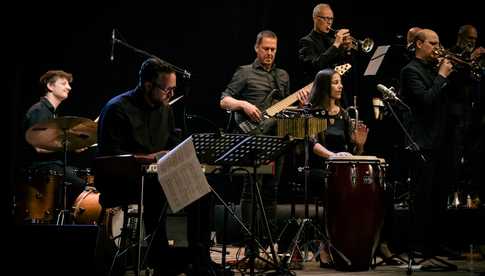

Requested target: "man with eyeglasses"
[
  {"left": 97, "top": 58, "right": 190, "bottom": 275},
  {"left": 400, "top": 29, "right": 454, "bottom": 262},
  {"left": 298, "top": 3, "right": 352, "bottom": 87},
  {"left": 444, "top": 24, "right": 484, "bottom": 210}
]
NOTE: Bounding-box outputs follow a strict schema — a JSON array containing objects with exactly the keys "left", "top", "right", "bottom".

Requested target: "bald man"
[
  {"left": 400, "top": 29, "right": 454, "bottom": 257},
  {"left": 406, "top": 26, "right": 422, "bottom": 50}
]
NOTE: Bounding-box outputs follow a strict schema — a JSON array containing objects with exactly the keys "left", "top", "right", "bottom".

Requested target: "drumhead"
[{"left": 327, "top": 155, "right": 380, "bottom": 163}]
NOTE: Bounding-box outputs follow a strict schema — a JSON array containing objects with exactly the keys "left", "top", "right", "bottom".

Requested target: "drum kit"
[
  {"left": 20, "top": 116, "right": 102, "bottom": 225},
  {"left": 276, "top": 107, "right": 388, "bottom": 271}
]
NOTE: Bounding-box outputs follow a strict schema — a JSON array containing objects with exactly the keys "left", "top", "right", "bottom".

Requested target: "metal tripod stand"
[{"left": 277, "top": 109, "right": 340, "bottom": 267}]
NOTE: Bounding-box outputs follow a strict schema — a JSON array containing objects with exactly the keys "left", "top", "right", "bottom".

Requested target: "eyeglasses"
[
  {"left": 154, "top": 83, "right": 176, "bottom": 94},
  {"left": 316, "top": 15, "right": 334, "bottom": 22}
]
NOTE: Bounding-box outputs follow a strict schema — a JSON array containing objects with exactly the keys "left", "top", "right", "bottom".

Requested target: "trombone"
[
  {"left": 433, "top": 46, "right": 483, "bottom": 80},
  {"left": 329, "top": 27, "right": 375, "bottom": 53}
]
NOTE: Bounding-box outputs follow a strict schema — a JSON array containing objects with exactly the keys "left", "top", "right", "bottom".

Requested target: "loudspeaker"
[{"left": 12, "top": 224, "right": 99, "bottom": 276}]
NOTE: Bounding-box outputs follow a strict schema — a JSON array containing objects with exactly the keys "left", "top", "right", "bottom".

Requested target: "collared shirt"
[
  {"left": 24, "top": 97, "right": 56, "bottom": 131},
  {"left": 97, "top": 87, "right": 179, "bottom": 156},
  {"left": 22, "top": 97, "right": 62, "bottom": 166},
  {"left": 221, "top": 59, "right": 290, "bottom": 128}
]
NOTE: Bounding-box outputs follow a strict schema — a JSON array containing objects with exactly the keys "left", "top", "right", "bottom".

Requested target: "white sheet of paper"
[
  {"left": 364, "top": 45, "right": 390, "bottom": 76},
  {"left": 157, "top": 136, "right": 211, "bottom": 213}
]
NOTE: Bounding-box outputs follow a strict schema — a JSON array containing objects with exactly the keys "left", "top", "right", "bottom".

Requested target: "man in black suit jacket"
[{"left": 400, "top": 28, "right": 453, "bottom": 256}]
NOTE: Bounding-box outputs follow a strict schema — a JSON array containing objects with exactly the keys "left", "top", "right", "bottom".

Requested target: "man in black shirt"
[
  {"left": 97, "top": 59, "right": 189, "bottom": 275},
  {"left": 400, "top": 29, "right": 453, "bottom": 256},
  {"left": 298, "top": 3, "right": 353, "bottom": 103},
  {"left": 220, "top": 30, "right": 308, "bottom": 252},
  {"left": 445, "top": 25, "right": 484, "bottom": 204},
  {"left": 20, "top": 70, "right": 86, "bottom": 223}
]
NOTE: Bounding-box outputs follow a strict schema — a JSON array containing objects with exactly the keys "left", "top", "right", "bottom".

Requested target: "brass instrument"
[
  {"left": 346, "top": 96, "right": 359, "bottom": 130},
  {"left": 433, "top": 47, "right": 475, "bottom": 67},
  {"left": 433, "top": 46, "right": 483, "bottom": 80},
  {"left": 329, "top": 27, "right": 375, "bottom": 53}
]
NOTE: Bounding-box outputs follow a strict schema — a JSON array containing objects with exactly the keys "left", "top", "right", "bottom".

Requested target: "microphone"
[
  {"left": 377, "top": 84, "right": 399, "bottom": 100},
  {"left": 377, "top": 84, "right": 410, "bottom": 110},
  {"left": 110, "top": 29, "right": 115, "bottom": 61}
]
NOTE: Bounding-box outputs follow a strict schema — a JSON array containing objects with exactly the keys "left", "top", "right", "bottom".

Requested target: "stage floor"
[{"left": 208, "top": 245, "right": 485, "bottom": 276}]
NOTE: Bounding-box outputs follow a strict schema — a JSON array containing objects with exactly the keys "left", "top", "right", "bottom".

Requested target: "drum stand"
[
  {"left": 279, "top": 110, "right": 350, "bottom": 267},
  {"left": 56, "top": 129, "right": 72, "bottom": 225},
  {"left": 381, "top": 98, "right": 457, "bottom": 275}
]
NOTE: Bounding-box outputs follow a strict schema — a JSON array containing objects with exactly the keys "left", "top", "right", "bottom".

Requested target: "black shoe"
[{"left": 319, "top": 258, "right": 334, "bottom": 268}]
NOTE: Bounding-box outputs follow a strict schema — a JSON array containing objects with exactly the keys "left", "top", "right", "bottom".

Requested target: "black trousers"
[{"left": 408, "top": 150, "right": 449, "bottom": 255}]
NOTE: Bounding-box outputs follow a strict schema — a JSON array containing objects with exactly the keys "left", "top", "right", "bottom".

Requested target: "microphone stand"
[
  {"left": 112, "top": 34, "right": 191, "bottom": 79},
  {"left": 382, "top": 98, "right": 424, "bottom": 162},
  {"left": 112, "top": 30, "right": 193, "bottom": 136},
  {"left": 381, "top": 98, "right": 425, "bottom": 274}
]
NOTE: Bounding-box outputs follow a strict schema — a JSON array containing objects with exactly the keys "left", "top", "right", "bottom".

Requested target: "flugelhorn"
[{"left": 329, "top": 27, "right": 375, "bottom": 53}]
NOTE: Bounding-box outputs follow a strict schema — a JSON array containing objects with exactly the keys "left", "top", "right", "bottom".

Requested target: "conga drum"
[{"left": 324, "top": 155, "right": 386, "bottom": 271}]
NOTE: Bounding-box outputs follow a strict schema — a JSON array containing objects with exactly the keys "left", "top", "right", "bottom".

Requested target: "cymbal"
[{"left": 26, "top": 116, "right": 97, "bottom": 151}]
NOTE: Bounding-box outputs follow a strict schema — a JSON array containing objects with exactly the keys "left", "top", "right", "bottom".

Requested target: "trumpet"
[{"left": 329, "top": 27, "right": 375, "bottom": 53}]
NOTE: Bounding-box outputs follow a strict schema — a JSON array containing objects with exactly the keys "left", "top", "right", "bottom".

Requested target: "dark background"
[{"left": 6, "top": 1, "right": 483, "bottom": 217}]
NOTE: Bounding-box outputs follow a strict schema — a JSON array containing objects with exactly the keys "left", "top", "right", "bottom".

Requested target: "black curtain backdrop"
[{"left": 6, "top": 1, "right": 483, "bottom": 220}]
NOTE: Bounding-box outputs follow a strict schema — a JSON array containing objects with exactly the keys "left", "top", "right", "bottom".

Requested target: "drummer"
[
  {"left": 306, "top": 68, "right": 368, "bottom": 267},
  {"left": 308, "top": 68, "right": 368, "bottom": 160},
  {"left": 22, "top": 70, "right": 86, "bottom": 189}
]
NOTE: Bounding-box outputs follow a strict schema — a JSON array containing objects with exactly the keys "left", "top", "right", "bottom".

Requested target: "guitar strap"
[{"left": 261, "top": 69, "right": 283, "bottom": 109}]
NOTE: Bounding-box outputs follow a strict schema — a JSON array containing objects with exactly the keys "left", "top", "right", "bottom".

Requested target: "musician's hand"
[
  {"left": 438, "top": 58, "right": 453, "bottom": 78},
  {"left": 333, "top": 28, "right": 350, "bottom": 48},
  {"left": 332, "top": 151, "right": 352, "bottom": 157},
  {"left": 351, "top": 122, "right": 369, "bottom": 146},
  {"left": 297, "top": 90, "right": 310, "bottom": 106},
  {"left": 471, "top": 46, "right": 485, "bottom": 61},
  {"left": 242, "top": 101, "right": 262, "bottom": 122},
  {"left": 74, "top": 147, "right": 89, "bottom": 153},
  {"left": 342, "top": 35, "right": 353, "bottom": 51}
]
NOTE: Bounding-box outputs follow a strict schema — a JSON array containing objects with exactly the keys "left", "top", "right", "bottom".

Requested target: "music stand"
[
  {"left": 379, "top": 96, "right": 457, "bottom": 274},
  {"left": 192, "top": 133, "right": 296, "bottom": 275}
]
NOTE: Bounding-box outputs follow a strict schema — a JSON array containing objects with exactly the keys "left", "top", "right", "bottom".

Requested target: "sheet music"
[
  {"left": 157, "top": 136, "right": 211, "bottom": 213},
  {"left": 364, "top": 45, "right": 390, "bottom": 76}
]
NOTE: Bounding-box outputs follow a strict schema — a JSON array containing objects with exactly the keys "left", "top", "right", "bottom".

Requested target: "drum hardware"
[
  {"left": 275, "top": 108, "right": 345, "bottom": 267},
  {"left": 25, "top": 116, "right": 97, "bottom": 225}
]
